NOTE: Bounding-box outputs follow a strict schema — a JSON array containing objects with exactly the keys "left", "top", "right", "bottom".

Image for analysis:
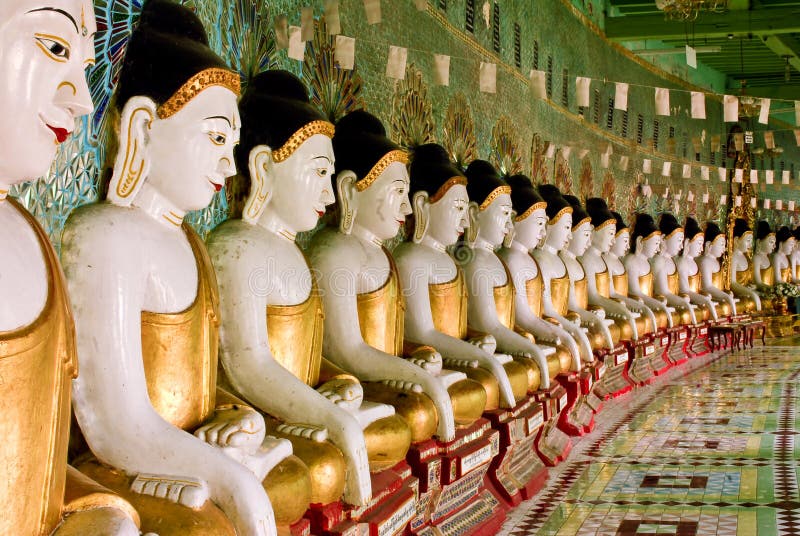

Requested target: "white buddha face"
[
  {"left": 426, "top": 183, "right": 468, "bottom": 247},
  {"left": 663, "top": 230, "right": 684, "bottom": 256},
  {"left": 353, "top": 160, "right": 411, "bottom": 241},
  {"left": 265, "top": 134, "right": 335, "bottom": 233},
  {"left": 544, "top": 212, "right": 573, "bottom": 251},
  {"left": 592, "top": 223, "right": 616, "bottom": 254},
  {"left": 780, "top": 237, "right": 796, "bottom": 255},
  {"left": 735, "top": 232, "right": 754, "bottom": 253},
  {"left": 146, "top": 86, "right": 240, "bottom": 212},
  {"left": 756, "top": 234, "right": 776, "bottom": 255},
  {"left": 686, "top": 235, "right": 704, "bottom": 258},
  {"left": 640, "top": 233, "right": 662, "bottom": 257},
  {"left": 708, "top": 236, "right": 726, "bottom": 258},
  {"left": 0, "top": 0, "right": 96, "bottom": 183},
  {"left": 569, "top": 221, "right": 593, "bottom": 255},
  {"left": 476, "top": 192, "right": 513, "bottom": 247},
  {"left": 611, "top": 230, "right": 630, "bottom": 257},
  {"left": 513, "top": 207, "right": 547, "bottom": 249}
]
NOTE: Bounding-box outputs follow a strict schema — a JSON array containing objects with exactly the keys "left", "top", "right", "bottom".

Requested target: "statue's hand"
[
  {"left": 317, "top": 378, "right": 364, "bottom": 410},
  {"left": 131, "top": 473, "right": 209, "bottom": 508},
  {"left": 468, "top": 334, "right": 497, "bottom": 355},
  {"left": 407, "top": 347, "right": 444, "bottom": 375},
  {"left": 195, "top": 406, "right": 266, "bottom": 449}
]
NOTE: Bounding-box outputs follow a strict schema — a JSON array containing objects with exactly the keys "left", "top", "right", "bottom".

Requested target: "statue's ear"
[
  {"left": 412, "top": 191, "right": 430, "bottom": 244},
  {"left": 107, "top": 96, "right": 157, "bottom": 206},
  {"left": 336, "top": 170, "right": 358, "bottom": 235},
  {"left": 465, "top": 201, "right": 480, "bottom": 246},
  {"left": 242, "top": 145, "right": 275, "bottom": 224}
]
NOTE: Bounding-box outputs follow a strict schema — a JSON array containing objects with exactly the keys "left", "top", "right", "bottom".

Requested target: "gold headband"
[
  {"left": 573, "top": 216, "right": 591, "bottom": 229},
  {"left": 272, "top": 120, "right": 335, "bottom": 163},
  {"left": 429, "top": 176, "right": 468, "bottom": 204},
  {"left": 664, "top": 227, "right": 684, "bottom": 239},
  {"left": 595, "top": 219, "right": 615, "bottom": 231},
  {"left": 355, "top": 149, "right": 409, "bottom": 192},
  {"left": 157, "top": 68, "right": 241, "bottom": 119},
  {"left": 643, "top": 230, "right": 662, "bottom": 240},
  {"left": 478, "top": 185, "right": 512, "bottom": 211},
  {"left": 514, "top": 201, "right": 547, "bottom": 222},
  {"left": 615, "top": 228, "right": 629, "bottom": 237},
  {"left": 548, "top": 206, "right": 573, "bottom": 224}
]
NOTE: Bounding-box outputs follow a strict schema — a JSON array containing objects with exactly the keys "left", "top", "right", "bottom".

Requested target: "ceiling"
[{"left": 604, "top": 0, "right": 800, "bottom": 100}]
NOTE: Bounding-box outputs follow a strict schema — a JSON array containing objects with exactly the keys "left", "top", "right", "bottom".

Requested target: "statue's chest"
[
  {"left": 562, "top": 256, "right": 584, "bottom": 279},
  {"left": 143, "top": 236, "right": 199, "bottom": 313},
  {"left": 271, "top": 252, "right": 313, "bottom": 305},
  {"left": 605, "top": 255, "right": 624, "bottom": 276},
  {"left": 0, "top": 203, "right": 47, "bottom": 331},
  {"left": 356, "top": 248, "right": 392, "bottom": 294},
  {"left": 536, "top": 252, "right": 567, "bottom": 279}
]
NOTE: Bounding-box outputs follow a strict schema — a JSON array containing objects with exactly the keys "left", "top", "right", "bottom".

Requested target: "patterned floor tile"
[{"left": 498, "top": 344, "right": 800, "bottom": 536}]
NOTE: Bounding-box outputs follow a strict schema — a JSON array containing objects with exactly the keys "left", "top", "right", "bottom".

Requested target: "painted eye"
[
  {"left": 316, "top": 168, "right": 328, "bottom": 177},
  {"left": 35, "top": 36, "right": 70, "bottom": 60},
  {"left": 208, "top": 132, "right": 226, "bottom": 146}
]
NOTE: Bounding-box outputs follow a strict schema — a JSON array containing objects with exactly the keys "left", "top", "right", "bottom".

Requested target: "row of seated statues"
[{"left": 3, "top": 1, "right": 798, "bottom": 535}]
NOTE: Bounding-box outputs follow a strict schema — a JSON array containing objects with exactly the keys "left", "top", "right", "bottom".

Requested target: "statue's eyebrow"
[{"left": 27, "top": 7, "right": 79, "bottom": 33}]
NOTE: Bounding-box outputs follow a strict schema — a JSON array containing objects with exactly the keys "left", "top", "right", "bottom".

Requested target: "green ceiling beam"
[
  {"left": 761, "top": 34, "right": 800, "bottom": 74},
  {"left": 605, "top": 7, "right": 800, "bottom": 41}
]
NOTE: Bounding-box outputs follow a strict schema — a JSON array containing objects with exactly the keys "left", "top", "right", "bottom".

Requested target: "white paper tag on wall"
[
  {"left": 334, "top": 35, "right": 355, "bottom": 69},
  {"left": 735, "top": 195, "right": 742, "bottom": 207},
  {"left": 766, "top": 170, "right": 774, "bottom": 184},
  {"left": 790, "top": 201, "right": 796, "bottom": 211},
  {"left": 655, "top": 87, "right": 670, "bottom": 116},
  {"left": 615, "top": 82, "right": 629, "bottom": 111},
  {"left": 691, "top": 91, "right": 706, "bottom": 119},
  {"left": 288, "top": 26, "right": 305, "bottom": 60},
  {"left": 643, "top": 159, "right": 652, "bottom": 174},
  {"left": 531, "top": 70, "right": 547, "bottom": 99},
  {"left": 719, "top": 167, "right": 727, "bottom": 182},
  {"left": 683, "top": 164, "right": 691, "bottom": 179},
  {"left": 750, "top": 170, "right": 759, "bottom": 184},
  {"left": 686, "top": 45, "right": 697, "bottom": 68},
  {"left": 434, "top": 55, "right": 450, "bottom": 86},
  {"left": 386, "top": 46, "right": 407, "bottom": 79},
  {"left": 759, "top": 98, "right": 771, "bottom": 125},
  {"left": 662, "top": 161, "right": 672, "bottom": 177},
  {"left": 576, "top": 77, "right": 591, "bottom": 108},
  {"left": 734, "top": 168, "right": 743, "bottom": 183},
  {"left": 777, "top": 200, "right": 783, "bottom": 210},
  {"left": 764, "top": 199, "right": 771, "bottom": 209},
  {"left": 701, "top": 166, "right": 709, "bottom": 180},
  {"left": 783, "top": 170, "right": 791, "bottom": 184},
  {"left": 480, "top": 62, "right": 497, "bottom": 93},
  {"left": 720, "top": 195, "right": 728, "bottom": 205}
]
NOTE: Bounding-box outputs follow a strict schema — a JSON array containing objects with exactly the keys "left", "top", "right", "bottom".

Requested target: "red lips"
[
  {"left": 47, "top": 125, "right": 69, "bottom": 143},
  {"left": 208, "top": 179, "right": 223, "bottom": 192},
  {"left": 316, "top": 210, "right": 325, "bottom": 217}
]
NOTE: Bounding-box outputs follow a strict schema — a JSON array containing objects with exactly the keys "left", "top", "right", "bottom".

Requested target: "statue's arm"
[
  {"left": 61, "top": 217, "right": 273, "bottom": 531},
  {"left": 210, "top": 240, "right": 371, "bottom": 505}
]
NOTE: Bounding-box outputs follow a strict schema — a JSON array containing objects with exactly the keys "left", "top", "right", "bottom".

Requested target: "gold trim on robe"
[
  {"left": 494, "top": 262, "right": 516, "bottom": 331},
  {"left": 357, "top": 248, "right": 404, "bottom": 356},
  {"left": 429, "top": 268, "right": 468, "bottom": 340},
  {"left": 761, "top": 266, "right": 775, "bottom": 286},
  {"left": 266, "top": 267, "right": 323, "bottom": 387},
  {"left": 524, "top": 271, "right": 544, "bottom": 318},
  {"left": 141, "top": 224, "right": 218, "bottom": 431},
  {"left": 667, "top": 272, "right": 680, "bottom": 295},
  {"left": 612, "top": 273, "right": 628, "bottom": 297},
  {"left": 550, "top": 275, "right": 570, "bottom": 317},
  {"left": 595, "top": 270, "right": 611, "bottom": 299},
  {"left": 735, "top": 257, "right": 753, "bottom": 286},
  {"left": 0, "top": 199, "right": 76, "bottom": 536},
  {"left": 638, "top": 272, "right": 654, "bottom": 297}
]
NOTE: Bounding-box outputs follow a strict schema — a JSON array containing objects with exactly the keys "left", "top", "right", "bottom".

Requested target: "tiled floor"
[{"left": 500, "top": 343, "right": 800, "bottom": 536}]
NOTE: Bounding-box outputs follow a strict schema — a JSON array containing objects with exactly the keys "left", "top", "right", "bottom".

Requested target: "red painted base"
[
  {"left": 554, "top": 373, "right": 595, "bottom": 436},
  {"left": 533, "top": 385, "right": 573, "bottom": 466},
  {"left": 686, "top": 323, "right": 710, "bottom": 358},
  {"left": 307, "top": 462, "right": 418, "bottom": 536}
]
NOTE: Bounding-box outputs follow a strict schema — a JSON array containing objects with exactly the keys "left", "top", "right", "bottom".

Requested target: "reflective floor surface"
[{"left": 500, "top": 342, "right": 800, "bottom": 536}]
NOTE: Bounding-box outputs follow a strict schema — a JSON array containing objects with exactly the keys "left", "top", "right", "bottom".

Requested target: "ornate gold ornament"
[
  {"left": 553, "top": 149, "right": 574, "bottom": 195},
  {"left": 579, "top": 157, "right": 593, "bottom": 201},
  {"left": 304, "top": 17, "right": 366, "bottom": 123},
  {"left": 355, "top": 150, "right": 410, "bottom": 192},
  {"left": 514, "top": 201, "right": 547, "bottom": 222},
  {"left": 429, "top": 176, "right": 468, "bottom": 204},
  {"left": 490, "top": 115, "right": 523, "bottom": 176},
  {"left": 156, "top": 68, "right": 241, "bottom": 119},
  {"left": 442, "top": 93, "right": 477, "bottom": 169},
  {"left": 272, "top": 121, "right": 336, "bottom": 163},
  {"left": 479, "top": 185, "right": 512, "bottom": 211},
  {"left": 390, "top": 63, "right": 436, "bottom": 148},
  {"left": 530, "top": 133, "right": 549, "bottom": 185}
]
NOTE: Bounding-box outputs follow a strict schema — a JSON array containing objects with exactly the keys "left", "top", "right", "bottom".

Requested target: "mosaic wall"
[{"left": 14, "top": 0, "right": 800, "bottom": 250}]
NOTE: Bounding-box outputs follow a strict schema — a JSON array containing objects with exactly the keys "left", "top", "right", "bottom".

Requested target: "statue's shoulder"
[
  {"left": 207, "top": 219, "right": 270, "bottom": 267},
  {"left": 307, "top": 228, "right": 362, "bottom": 270},
  {"left": 63, "top": 203, "right": 141, "bottom": 250}
]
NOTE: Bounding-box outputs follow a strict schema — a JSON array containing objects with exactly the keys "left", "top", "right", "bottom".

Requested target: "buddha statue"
[
  {"left": 623, "top": 214, "right": 673, "bottom": 331},
  {"left": 675, "top": 217, "right": 719, "bottom": 322},
  {"left": 206, "top": 70, "right": 411, "bottom": 512},
  {"left": 0, "top": 1, "right": 141, "bottom": 534},
  {"left": 497, "top": 175, "right": 584, "bottom": 384},
  {"left": 652, "top": 214, "right": 696, "bottom": 326},
  {"left": 791, "top": 227, "right": 800, "bottom": 283},
  {"left": 772, "top": 226, "right": 796, "bottom": 284},
  {"left": 730, "top": 218, "right": 760, "bottom": 313},
  {"left": 394, "top": 145, "right": 529, "bottom": 412},
  {"left": 581, "top": 198, "right": 647, "bottom": 344},
  {"left": 602, "top": 211, "right": 660, "bottom": 337},
  {"left": 698, "top": 222, "right": 737, "bottom": 318},
  {"left": 307, "top": 110, "right": 487, "bottom": 447},
  {"left": 748, "top": 220, "right": 780, "bottom": 317},
  {"left": 558, "top": 195, "right": 618, "bottom": 353},
  {"left": 61, "top": 3, "right": 303, "bottom": 534}
]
